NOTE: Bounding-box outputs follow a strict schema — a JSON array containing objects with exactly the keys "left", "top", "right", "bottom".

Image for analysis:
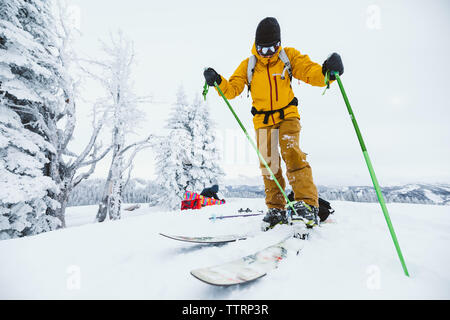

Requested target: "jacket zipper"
[
  {"left": 273, "top": 75, "right": 278, "bottom": 101},
  {"left": 266, "top": 64, "right": 275, "bottom": 124}
]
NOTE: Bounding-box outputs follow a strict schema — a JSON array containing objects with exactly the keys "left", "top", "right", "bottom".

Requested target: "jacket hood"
[
  {"left": 211, "top": 184, "right": 219, "bottom": 193},
  {"left": 251, "top": 42, "right": 282, "bottom": 65}
]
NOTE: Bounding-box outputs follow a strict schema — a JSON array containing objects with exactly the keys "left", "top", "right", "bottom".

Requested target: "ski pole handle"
[
  {"left": 202, "top": 81, "right": 209, "bottom": 101},
  {"left": 322, "top": 70, "right": 330, "bottom": 95}
]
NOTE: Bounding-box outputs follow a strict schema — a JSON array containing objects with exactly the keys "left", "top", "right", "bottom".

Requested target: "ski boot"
[
  {"left": 287, "top": 201, "right": 319, "bottom": 228},
  {"left": 261, "top": 208, "right": 288, "bottom": 231}
]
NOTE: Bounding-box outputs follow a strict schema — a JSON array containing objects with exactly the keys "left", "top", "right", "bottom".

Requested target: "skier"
[
  {"left": 203, "top": 17, "right": 343, "bottom": 229},
  {"left": 200, "top": 184, "right": 221, "bottom": 201}
]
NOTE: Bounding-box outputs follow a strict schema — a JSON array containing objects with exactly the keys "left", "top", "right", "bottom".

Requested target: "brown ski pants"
[{"left": 256, "top": 117, "right": 319, "bottom": 209}]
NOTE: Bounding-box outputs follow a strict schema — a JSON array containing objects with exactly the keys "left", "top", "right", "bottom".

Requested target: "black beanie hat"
[{"left": 255, "top": 17, "right": 280, "bottom": 46}]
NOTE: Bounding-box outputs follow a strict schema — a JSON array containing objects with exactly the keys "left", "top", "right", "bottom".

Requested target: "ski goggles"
[{"left": 256, "top": 41, "right": 281, "bottom": 57}]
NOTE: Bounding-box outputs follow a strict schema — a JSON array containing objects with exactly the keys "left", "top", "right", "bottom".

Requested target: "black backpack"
[
  {"left": 287, "top": 191, "right": 335, "bottom": 222},
  {"left": 318, "top": 197, "right": 335, "bottom": 222}
]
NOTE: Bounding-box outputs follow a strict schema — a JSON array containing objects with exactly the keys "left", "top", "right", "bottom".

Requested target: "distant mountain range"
[
  {"left": 223, "top": 183, "right": 450, "bottom": 206},
  {"left": 69, "top": 179, "right": 450, "bottom": 206}
]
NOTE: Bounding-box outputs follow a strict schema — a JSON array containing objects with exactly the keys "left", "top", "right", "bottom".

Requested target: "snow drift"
[{"left": 0, "top": 199, "right": 449, "bottom": 299}]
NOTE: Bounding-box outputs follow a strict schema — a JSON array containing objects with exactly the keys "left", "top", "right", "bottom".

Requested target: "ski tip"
[
  {"left": 190, "top": 270, "right": 267, "bottom": 287},
  {"left": 159, "top": 232, "right": 248, "bottom": 244}
]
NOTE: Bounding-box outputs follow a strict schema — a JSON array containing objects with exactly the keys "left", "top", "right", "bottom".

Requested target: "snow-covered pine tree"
[
  {"left": 0, "top": 0, "right": 111, "bottom": 229},
  {"left": 153, "top": 87, "right": 192, "bottom": 209},
  {"left": 187, "top": 95, "right": 224, "bottom": 192},
  {"left": 153, "top": 88, "right": 224, "bottom": 209},
  {"left": 0, "top": 0, "right": 68, "bottom": 229},
  {"left": 154, "top": 129, "right": 192, "bottom": 209},
  {"left": 0, "top": 102, "right": 60, "bottom": 239},
  {"left": 167, "top": 86, "right": 192, "bottom": 131}
]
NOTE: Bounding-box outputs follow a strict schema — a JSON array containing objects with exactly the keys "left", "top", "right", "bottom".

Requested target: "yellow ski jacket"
[{"left": 216, "top": 43, "right": 327, "bottom": 129}]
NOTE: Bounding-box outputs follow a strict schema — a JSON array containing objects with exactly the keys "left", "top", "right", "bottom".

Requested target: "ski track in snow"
[{"left": 0, "top": 198, "right": 449, "bottom": 299}]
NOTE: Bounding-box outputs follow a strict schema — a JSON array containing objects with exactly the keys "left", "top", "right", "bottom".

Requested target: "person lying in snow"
[
  {"left": 200, "top": 184, "right": 222, "bottom": 201},
  {"left": 203, "top": 17, "right": 343, "bottom": 230}
]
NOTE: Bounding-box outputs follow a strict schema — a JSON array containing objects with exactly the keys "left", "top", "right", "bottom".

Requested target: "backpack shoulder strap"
[
  {"left": 246, "top": 49, "right": 292, "bottom": 97},
  {"left": 247, "top": 55, "right": 257, "bottom": 97},
  {"left": 278, "top": 48, "right": 292, "bottom": 81}
]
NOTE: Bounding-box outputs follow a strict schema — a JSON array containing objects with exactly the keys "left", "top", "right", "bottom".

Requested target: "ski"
[
  {"left": 190, "top": 228, "right": 310, "bottom": 286},
  {"left": 209, "top": 213, "right": 263, "bottom": 220},
  {"left": 160, "top": 219, "right": 311, "bottom": 244},
  {"left": 159, "top": 232, "right": 249, "bottom": 244}
]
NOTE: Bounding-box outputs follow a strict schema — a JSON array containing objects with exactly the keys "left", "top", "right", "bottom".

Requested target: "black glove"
[
  {"left": 322, "top": 53, "right": 344, "bottom": 80},
  {"left": 203, "top": 67, "right": 222, "bottom": 86}
]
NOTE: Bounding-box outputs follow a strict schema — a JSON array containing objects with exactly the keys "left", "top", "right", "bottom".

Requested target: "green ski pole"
[
  {"left": 332, "top": 72, "right": 410, "bottom": 277},
  {"left": 208, "top": 81, "right": 298, "bottom": 215}
]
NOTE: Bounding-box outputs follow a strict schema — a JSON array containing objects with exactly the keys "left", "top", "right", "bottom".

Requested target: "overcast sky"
[{"left": 66, "top": 0, "right": 450, "bottom": 186}]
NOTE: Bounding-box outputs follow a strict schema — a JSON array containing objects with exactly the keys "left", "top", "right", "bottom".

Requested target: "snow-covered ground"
[{"left": 0, "top": 199, "right": 449, "bottom": 299}]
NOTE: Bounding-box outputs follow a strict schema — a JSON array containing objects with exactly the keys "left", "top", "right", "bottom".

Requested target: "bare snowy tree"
[
  {"left": 81, "top": 31, "right": 152, "bottom": 222},
  {"left": 49, "top": 1, "right": 113, "bottom": 227}
]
